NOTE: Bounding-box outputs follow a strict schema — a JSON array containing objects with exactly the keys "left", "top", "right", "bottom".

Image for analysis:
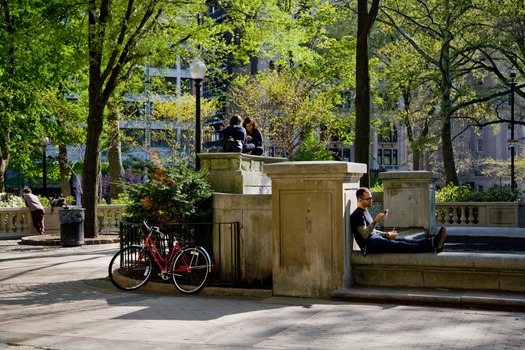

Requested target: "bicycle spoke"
[
  {"left": 109, "top": 246, "right": 152, "bottom": 291},
  {"left": 171, "top": 246, "right": 210, "bottom": 294}
]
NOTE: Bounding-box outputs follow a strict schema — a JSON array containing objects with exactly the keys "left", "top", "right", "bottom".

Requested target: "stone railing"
[
  {"left": 0, "top": 207, "right": 34, "bottom": 235},
  {"left": 97, "top": 204, "right": 126, "bottom": 234},
  {"left": 0, "top": 204, "right": 126, "bottom": 237},
  {"left": 436, "top": 202, "right": 525, "bottom": 228}
]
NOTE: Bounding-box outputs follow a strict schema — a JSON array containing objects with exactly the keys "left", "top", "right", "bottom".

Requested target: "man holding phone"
[{"left": 350, "top": 187, "right": 447, "bottom": 255}]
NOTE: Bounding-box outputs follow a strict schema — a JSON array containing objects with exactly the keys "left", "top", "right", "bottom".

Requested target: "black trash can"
[{"left": 59, "top": 207, "right": 85, "bottom": 247}]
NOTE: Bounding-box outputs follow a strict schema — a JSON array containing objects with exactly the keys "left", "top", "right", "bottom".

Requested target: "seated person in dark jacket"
[
  {"left": 222, "top": 114, "right": 247, "bottom": 152},
  {"left": 242, "top": 117, "right": 264, "bottom": 156}
]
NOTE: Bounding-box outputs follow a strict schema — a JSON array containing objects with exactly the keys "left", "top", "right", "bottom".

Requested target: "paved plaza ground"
[{"left": 0, "top": 239, "right": 524, "bottom": 349}]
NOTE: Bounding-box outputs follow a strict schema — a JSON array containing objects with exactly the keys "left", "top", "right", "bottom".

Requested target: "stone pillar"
[
  {"left": 199, "top": 153, "right": 287, "bottom": 194},
  {"left": 379, "top": 171, "right": 438, "bottom": 233},
  {"left": 265, "top": 161, "right": 366, "bottom": 298}
]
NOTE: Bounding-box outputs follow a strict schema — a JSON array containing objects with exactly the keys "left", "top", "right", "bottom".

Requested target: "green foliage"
[
  {"left": 294, "top": 130, "right": 334, "bottom": 161},
  {"left": 0, "top": 193, "right": 49, "bottom": 207},
  {"left": 121, "top": 160, "right": 212, "bottom": 224},
  {"left": 436, "top": 183, "right": 519, "bottom": 202},
  {"left": 370, "top": 182, "right": 383, "bottom": 193},
  {"left": 229, "top": 69, "right": 343, "bottom": 158},
  {"left": 109, "top": 193, "right": 132, "bottom": 205},
  {"left": 0, "top": 193, "right": 25, "bottom": 208}
]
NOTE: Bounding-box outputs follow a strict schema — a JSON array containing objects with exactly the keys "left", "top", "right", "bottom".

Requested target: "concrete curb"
[
  {"left": 101, "top": 276, "right": 273, "bottom": 298},
  {"left": 19, "top": 234, "right": 119, "bottom": 246}
]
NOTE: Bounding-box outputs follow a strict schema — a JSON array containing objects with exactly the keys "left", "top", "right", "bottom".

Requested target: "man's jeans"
[{"left": 365, "top": 233, "right": 434, "bottom": 254}]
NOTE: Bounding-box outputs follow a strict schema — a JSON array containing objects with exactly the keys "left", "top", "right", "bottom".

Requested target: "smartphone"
[{"left": 384, "top": 209, "right": 389, "bottom": 214}]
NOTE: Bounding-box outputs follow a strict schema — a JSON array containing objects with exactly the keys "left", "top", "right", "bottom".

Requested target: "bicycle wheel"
[
  {"left": 171, "top": 246, "right": 210, "bottom": 294},
  {"left": 108, "top": 246, "right": 153, "bottom": 291}
]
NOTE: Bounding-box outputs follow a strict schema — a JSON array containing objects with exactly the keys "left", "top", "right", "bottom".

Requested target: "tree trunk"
[
  {"left": 83, "top": 98, "right": 104, "bottom": 238},
  {"left": 355, "top": 0, "right": 379, "bottom": 187},
  {"left": 0, "top": 155, "right": 8, "bottom": 192},
  {"left": 84, "top": 0, "right": 107, "bottom": 238},
  {"left": 107, "top": 100, "right": 124, "bottom": 200},
  {"left": 441, "top": 114, "right": 458, "bottom": 185},
  {"left": 439, "top": 33, "right": 459, "bottom": 186},
  {"left": 58, "top": 145, "right": 70, "bottom": 197}
]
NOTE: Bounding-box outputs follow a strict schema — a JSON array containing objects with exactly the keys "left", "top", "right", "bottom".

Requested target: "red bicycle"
[{"left": 108, "top": 221, "right": 212, "bottom": 294}]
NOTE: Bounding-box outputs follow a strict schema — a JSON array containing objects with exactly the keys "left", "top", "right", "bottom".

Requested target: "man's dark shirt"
[{"left": 350, "top": 207, "right": 375, "bottom": 251}]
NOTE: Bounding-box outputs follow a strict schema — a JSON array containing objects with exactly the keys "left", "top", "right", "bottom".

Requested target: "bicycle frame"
[
  {"left": 130, "top": 235, "right": 178, "bottom": 275},
  {"left": 132, "top": 230, "right": 212, "bottom": 277}
]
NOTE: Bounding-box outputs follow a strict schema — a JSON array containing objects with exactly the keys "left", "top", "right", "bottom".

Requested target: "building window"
[
  {"left": 477, "top": 139, "right": 483, "bottom": 153},
  {"left": 377, "top": 149, "right": 398, "bottom": 166}
]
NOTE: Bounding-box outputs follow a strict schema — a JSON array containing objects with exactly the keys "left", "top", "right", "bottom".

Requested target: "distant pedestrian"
[{"left": 22, "top": 188, "right": 45, "bottom": 235}]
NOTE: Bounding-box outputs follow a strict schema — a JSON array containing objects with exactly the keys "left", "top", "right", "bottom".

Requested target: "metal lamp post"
[
  {"left": 40, "top": 137, "right": 49, "bottom": 196},
  {"left": 189, "top": 56, "right": 207, "bottom": 171},
  {"left": 509, "top": 71, "right": 517, "bottom": 190}
]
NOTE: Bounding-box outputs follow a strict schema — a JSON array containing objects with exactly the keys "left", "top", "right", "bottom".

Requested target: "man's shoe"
[{"left": 433, "top": 226, "right": 447, "bottom": 253}]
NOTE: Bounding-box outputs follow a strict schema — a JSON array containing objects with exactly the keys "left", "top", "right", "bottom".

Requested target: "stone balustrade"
[
  {"left": 0, "top": 204, "right": 126, "bottom": 237},
  {"left": 436, "top": 202, "right": 525, "bottom": 228},
  {"left": 0, "top": 207, "right": 34, "bottom": 235},
  {"left": 97, "top": 204, "right": 126, "bottom": 233}
]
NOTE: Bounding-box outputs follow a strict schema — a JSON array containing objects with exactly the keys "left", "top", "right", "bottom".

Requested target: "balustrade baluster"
[{"left": 459, "top": 205, "right": 467, "bottom": 225}]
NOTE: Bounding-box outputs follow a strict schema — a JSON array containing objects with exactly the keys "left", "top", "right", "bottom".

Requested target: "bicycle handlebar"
[{"left": 143, "top": 221, "right": 162, "bottom": 237}]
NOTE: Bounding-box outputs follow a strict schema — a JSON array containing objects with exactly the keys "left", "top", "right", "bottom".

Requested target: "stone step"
[
  {"left": 350, "top": 252, "right": 525, "bottom": 293},
  {"left": 332, "top": 286, "right": 525, "bottom": 311}
]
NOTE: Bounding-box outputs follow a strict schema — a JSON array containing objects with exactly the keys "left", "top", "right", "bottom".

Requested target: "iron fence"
[{"left": 119, "top": 221, "right": 241, "bottom": 287}]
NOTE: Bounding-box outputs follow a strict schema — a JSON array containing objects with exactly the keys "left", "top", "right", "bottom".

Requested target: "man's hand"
[
  {"left": 385, "top": 229, "right": 398, "bottom": 240},
  {"left": 374, "top": 211, "right": 388, "bottom": 223}
]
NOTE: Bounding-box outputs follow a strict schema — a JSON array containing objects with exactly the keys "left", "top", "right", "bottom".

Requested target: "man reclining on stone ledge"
[{"left": 350, "top": 187, "right": 447, "bottom": 256}]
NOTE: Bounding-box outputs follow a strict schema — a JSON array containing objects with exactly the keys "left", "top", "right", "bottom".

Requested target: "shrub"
[
  {"left": 294, "top": 129, "right": 334, "bottom": 161},
  {"left": 121, "top": 160, "right": 212, "bottom": 224},
  {"left": 485, "top": 184, "right": 519, "bottom": 202},
  {"left": 436, "top": 183, "right": 518, "bottom": 202},
  {"left": 0, "top": 193, "right": 26, "bottom": 207}
]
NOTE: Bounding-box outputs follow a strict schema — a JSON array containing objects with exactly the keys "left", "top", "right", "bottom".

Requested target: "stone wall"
[{"left": 212, "top": 193, "right": 272, "bottom": 287}]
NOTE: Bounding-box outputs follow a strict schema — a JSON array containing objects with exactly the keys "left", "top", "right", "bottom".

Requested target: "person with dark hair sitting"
[
  {"left": 350, "top": 187, "right": 447, "bottom": 255},
  {"left": 242, "top": 117, "right": 264, "bottom": 156},
  {"left": 222, "top": 114, "right": 247, "bottom": 152}
]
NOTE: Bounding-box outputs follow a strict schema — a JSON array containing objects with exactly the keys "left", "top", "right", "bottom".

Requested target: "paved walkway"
[{"left": 0, "top": 239, "right": 524, "bottom": 349}]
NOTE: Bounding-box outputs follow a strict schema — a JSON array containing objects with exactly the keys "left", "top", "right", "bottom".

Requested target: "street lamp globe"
[
  {"left": 40, "top": 137, "right": 49, "bottom": 148},
  {"left": 189, "top": 56, "right": 207, "bottom": 80}
]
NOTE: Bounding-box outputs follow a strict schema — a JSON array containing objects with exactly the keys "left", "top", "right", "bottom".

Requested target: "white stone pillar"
[{"left": 265, "top": 161, "right": 366, "bottom": 298}]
